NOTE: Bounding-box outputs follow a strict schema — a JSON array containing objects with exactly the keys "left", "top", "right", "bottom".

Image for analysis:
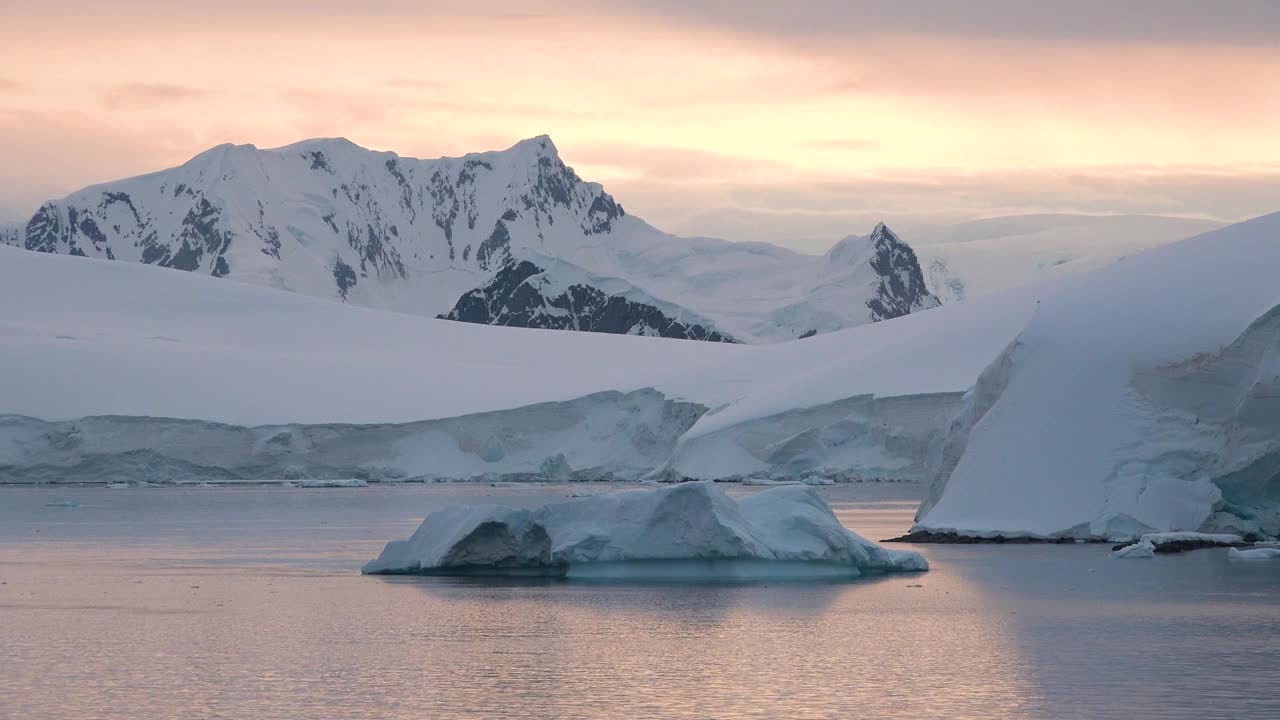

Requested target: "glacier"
[
  {"left": 0, "top": 390, "right": 702, "bottom": 485},
  {"left": 362, "top": 481, "right": 927, "bottom": 579},
  {"left": 0, "top": 243, "right": 1023, "bottom": 485},
  {"left": 915, "top": 211, "right": 1280, "bottom": 541}
]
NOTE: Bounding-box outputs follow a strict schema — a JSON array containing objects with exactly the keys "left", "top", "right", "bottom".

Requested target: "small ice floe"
[
  {"left": 45, "top": 500, "right": 80, "bottom": 508},
  {"left": 363, "top": 481, "right": 927, "bottom": 580},
  {"left": 296, "top": 478, "right": 368, "bottom": 488},
  {"left": 741, "top": 477, "right": 804, "bottom": 487},
  {"left": 1125, "top": 532, "right": 1244, "bottom": 554},
  {"left": 1228, "top": 547, "right": 1280, "bottom": 560},
  {"left": 1140, "top": 532, "right": 1243, "bottom": 546},
  {"left": 105, "top": 482, "right": 131, "bottom": 489},
  {"left": 1111, "top": 540, "right": 1156, "bottom": 559}
]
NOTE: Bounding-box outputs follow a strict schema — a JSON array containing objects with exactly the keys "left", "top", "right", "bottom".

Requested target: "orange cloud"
[
  {"left": 2, "top": 1, "right": 1278, "bottom": 238},
  {"left": 101, "top": 83, "right": 207, "bottom": 111}
]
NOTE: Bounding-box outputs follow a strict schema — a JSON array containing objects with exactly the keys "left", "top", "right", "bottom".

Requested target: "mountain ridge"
[{"left": 15, "top": 135, "right": 939, "bottom": 343}]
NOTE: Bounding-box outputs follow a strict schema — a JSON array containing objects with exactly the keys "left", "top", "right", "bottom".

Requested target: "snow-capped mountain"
[{"left": 16, "top": 136, "right": 938, "bottom": 343}]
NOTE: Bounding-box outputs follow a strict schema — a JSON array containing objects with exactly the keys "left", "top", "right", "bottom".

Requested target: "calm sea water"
[{"left": 2, "top": 484, "right": 1277, "bottom": 720}]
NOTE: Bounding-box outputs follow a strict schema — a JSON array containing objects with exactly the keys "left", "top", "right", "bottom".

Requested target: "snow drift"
[
  {"left": 362, "top": 481, "right": 927, "bottom": 578},
  {"left": 915, "top": 212, "right": 1280, "bottom": 541}
]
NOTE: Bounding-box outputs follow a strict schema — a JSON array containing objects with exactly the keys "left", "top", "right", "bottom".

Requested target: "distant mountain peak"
[
  {"left": 862, "top": 223, "right": 939, "bottom": 321},
  {"left": 818, "top": 222, "right": 939, "bottom": 323},
  {"left": 16, "top": 138, "right": 941, "bottom": 343},
  {"left": 506, "top": 134, "right": 559, "bottom": 158},
  {"left": 826, "top": 222, "right": 896, "bottom": 265}
]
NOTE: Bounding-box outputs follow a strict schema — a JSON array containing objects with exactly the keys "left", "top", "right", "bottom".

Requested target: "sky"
[{"left": 3, "top": 0, "right": 1279, "bottom": 245}]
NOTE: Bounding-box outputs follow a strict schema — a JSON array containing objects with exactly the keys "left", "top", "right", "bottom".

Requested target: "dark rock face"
[
  {"left": 170, "top": 198, "right": 231, "bottom": 273},
  {"left": 0, "top": 223, "right": 20, "bottom": 248},
  {"left": 584, "top": 193, "right": 624, "bottom": 234},
  {"left": 476, "top": 220, "right": 512, "bottom": 270},
  {"left": 333, "top": 257, "right": 358, "bottom": 299},
  {"left": 307, "top": 151, "right": 334, "bottom": 173},
  {"left": 441, "top": 260, "right": 734, "bottom": 342},
  {"left": 863, "top": 223, "right": 940, "bottom": 321},
  {"left": 25, "top": 204, "right": 70, "bottom": 254}
]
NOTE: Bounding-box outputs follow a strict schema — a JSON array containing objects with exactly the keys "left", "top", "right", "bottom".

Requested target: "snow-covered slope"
[
  {"left": 0, "top": 243, "right": 1020, "bottom": 484},
  {"left": 363, "top": 481, "right": 926, "bottom": 577},
  {"left": 16, "top": 136, "right": 937, "bottom": 343},
  {"left": 914, "top": 214, "right": 1225, "bottom": 302},
  {"left": 915, "top": 212, "right": 1280, "bottom": 541},
  {"left": 0, "top": 244, "right": 737, "bottom": 426}
]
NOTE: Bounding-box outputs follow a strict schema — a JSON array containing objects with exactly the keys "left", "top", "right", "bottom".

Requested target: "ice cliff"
[{"left": 915, "top": 212, "right": 1280, "bottom": 541}]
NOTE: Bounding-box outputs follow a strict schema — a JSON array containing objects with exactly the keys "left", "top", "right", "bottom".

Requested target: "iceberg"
[
  {"left": 1228, "top": 547, "right": 1280, "bottom": 560},
  {"left": 1140, "top": 532, "right": 1243, "bottom": 549},
  {"left": 1111, "top": 540, "right": 1155, "bottom": 559},
  {"left": 296, "top": 478, "right": 369, "bottom": 488},
  {"left": 915, "top": 212, "right": 1280, "bottom": 541},
  {"left": 362, "top": 482, "right": 927, "bottom": 579}
]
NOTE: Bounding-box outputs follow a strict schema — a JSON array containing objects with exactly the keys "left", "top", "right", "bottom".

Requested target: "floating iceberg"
[
  {"left": 1228, "top": 547, "right": 1280, "bottom": 560},
  {"left": 362, "top": 482, "right": 927, "bottom": 579},
  {"left": 296, "top": 478, "right": 369, "bottom": 488},
  {"left": 1111, "top": 540, "right": 1155, "bottom": 559},
  {"left": 1141, "top": 532, "right": 1242, "bottom": 548}
]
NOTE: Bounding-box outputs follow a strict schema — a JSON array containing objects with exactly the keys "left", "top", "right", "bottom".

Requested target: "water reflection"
[
  {"left": 2, "top": 485, "right": 1276, "bottom": 719},
  {"left": 943, "top": 545, "right": 1280, "bottom": 720},
  {"left": 365, "top": 567, "right": 1042, "bottom": 720}
]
